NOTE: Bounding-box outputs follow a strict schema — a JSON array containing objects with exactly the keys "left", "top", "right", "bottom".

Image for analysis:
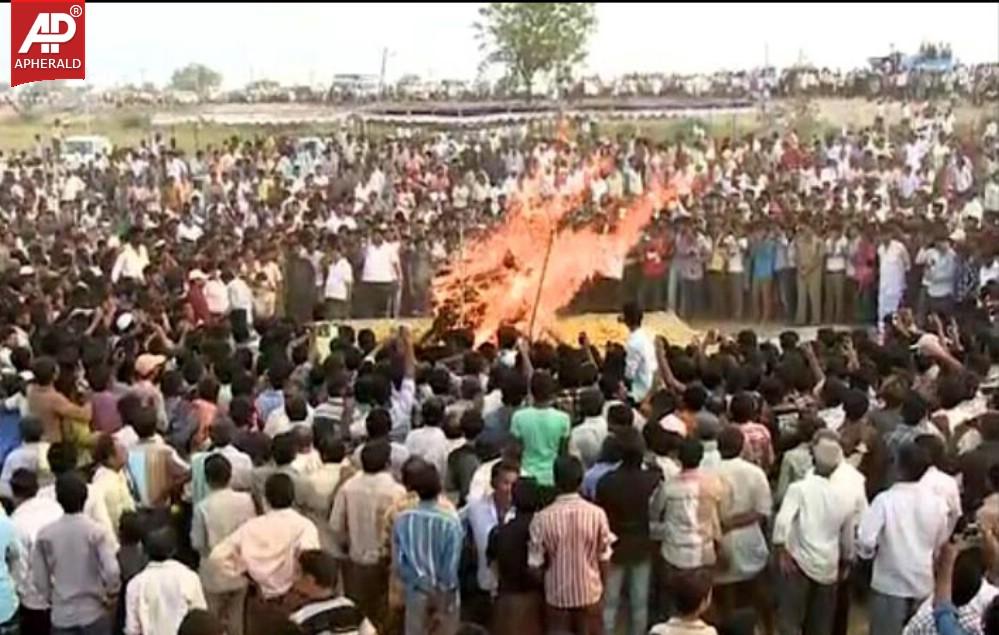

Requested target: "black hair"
[
  {"left": 718, "top": 425, "right": 745, "bottom": 459},
  {"left": 616, "top": 426, "right": 646, "bottom": 467},
  {"left": 264, "top": 473, "right": 295, "bottom": 509},
  {"left": 606, "top": 404, "right": 633, "bottom": 429},
  {"left": 914, "top": 434, "right": 947, "bottom": 470},
  {"left": 361, "top": 439, "right": 391, "bottom": 473},
  {"left": 10, "top": 468, "right": 38, "bottom": 500},
  {"left": 512, "top": 477, "right": 542, "bottom": 513},
  {"left": 298, "top": 549, "right": 338, "bottom": 590},
  {"left": 143, "top": 526, "right": 177, "bottom": 562},
  {"left": 897, "top": 441, "right": 930, "bottom": 482},
  {"left": 285, "top": 394, "right": 308, "bottom": 422},
  {"left": 366, "top": 407, "right": 393, "bottom": 439},
  {"left": 728, "top": 392, "right": 756, "bottom": 424},
  {"left": 460, "top": 409, "right": 484, "bottom": 440},
  {"left": 622, "top": 301, "right": 643, "bottom": 328},
  {"left": 553, "top": 455, "right": 583, "bottom": 494},
  {"left": 672, "top": 568, "right": 713, "bottom": 616},
  {"left": 842, "top": 389, "right": 869, "bottom": 422},
  {"left": 681, "top": 385, "right": 708, "bottom": 411},
  {"left": 901, "top": 391, "right": 927, "bottom": 427},
  {"left": 579, "top": 387, "right": 604, "bottom": 418},
  {"left": 196, "top": 376, "right": 220, "bottom": 402},
  {"left": 316, "top": 435, "right": 346, "bottom": 464},
  {"left": 530, "top": 370, "right": 557, "bottom": 403},
  {"left": 204, "top": 454, "right": 232, "bottom": 489},
  {"left": 55, "top": 472, "right": 87, "bottom": 513},
  {"left": 32, "top": 357, "right": 57, "bottom": 385},
  {"left": 47, "top": 442, "right": 78, "bottom": 476},
  {"left": 119, "top": 510, "right": 145, "bottom": 546},
  {"left": 420, "top": 398, "right": 445, "bottom": 428},
  {"left": 229, "top": 396, "right": 255, "bottom": 428},
  {"left": 271, "top": 432, "right": 298, "bottom": 466},
  {"left": 678, "top": 438, "right": 704, "bottom": 469},
  {"left": 179, "top": 610, "right": 225, "bottom": 635},
  {"left": 18, "top": 416, "right": 42, "bottom": 443},
  {"left": 131, "top": 406, "right": 159, "bottom": 440},
  {"left": 953, "top": 546, "right": 985, "bottom": 607},
  {"left": 92, "top": 433, "right": 118, "bottom": 467},
  {"left": 501, "top": 373, "right": 528, "bottom": 407},
  {"left": 411, "top": 463, "right": 442, "bottom": 501}
]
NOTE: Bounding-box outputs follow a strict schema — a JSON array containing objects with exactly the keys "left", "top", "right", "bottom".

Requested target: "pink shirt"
[{"left": 210, "top": 508, "right": 320, "bottom": 598}]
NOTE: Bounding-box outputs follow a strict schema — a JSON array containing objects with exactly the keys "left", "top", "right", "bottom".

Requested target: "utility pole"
[{"left": 379, "top": 47, "right": 389, "bottom": 97}]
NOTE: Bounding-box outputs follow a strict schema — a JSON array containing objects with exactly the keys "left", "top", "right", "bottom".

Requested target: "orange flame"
[{"left": 432, "top": 155, "right": 676, "bottom": 344}]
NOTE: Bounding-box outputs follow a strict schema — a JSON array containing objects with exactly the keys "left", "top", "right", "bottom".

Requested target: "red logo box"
[{"left": 10, "top": 0, "right": 86, "bottom": 87}]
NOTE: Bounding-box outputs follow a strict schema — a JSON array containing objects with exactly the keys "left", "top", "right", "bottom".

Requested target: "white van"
[{"left": 61, "top": 135, "right": 113, "bottom": 168}]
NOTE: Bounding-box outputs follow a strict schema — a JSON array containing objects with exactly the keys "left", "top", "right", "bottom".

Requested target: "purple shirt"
[{"left": 90, "top": 391, "right": 122, "bottom": 434}]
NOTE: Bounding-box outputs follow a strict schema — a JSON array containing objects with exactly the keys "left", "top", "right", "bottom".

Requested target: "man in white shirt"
[
  {"left": 405, "top": 399, "right": 450, "bottom": 480},
  {"left": 225, "top": 269, "right": 254, "bottom": 326},
  {"left": 191, "top": 454, "right": 256, "bottom": 635},
  {"left": 324, "top": 246, "right": 354, "bottom": 320},
  {"left": 857, "top": 441, "right": 949, "bottom": 635},
  {"left": 772, "top": 436, "right": 857, "bottom": 635},
  {"left": 360, "top": 232, "right": 400, "bottom": 318},
  {"left": 713, "top": 427, "right": 773, "bottom": 631},
  {"left": 622, "top": 302, "right": 658, "bottom": 403},
  {"left": 9, "top": 469, "right": 63, "bottom": 630},
  {"left": 203, "top": 269, "right": 230, "bottom": 318},
  {"left": 110, "top": 230, "right": 150, "bottom": 284},
  {"left": 878, "top": 229, "right": 911, "bottom": 327},
  {"left": 915, "top": 434, "right": 961, "bottom": 532},
  {"left": 125, "top": 526, "right": 207, "bottom": 635},
  {"left": 568, "top": 389, "right": 609, "bottom": 468}
]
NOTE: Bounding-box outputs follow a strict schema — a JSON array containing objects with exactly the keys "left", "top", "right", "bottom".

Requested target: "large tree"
[
  {"left": 169, "top": 63, "right": 222, "bottom": 96},
  {"left": 475, "top": 2, "right": 597, "bottom": 99}
]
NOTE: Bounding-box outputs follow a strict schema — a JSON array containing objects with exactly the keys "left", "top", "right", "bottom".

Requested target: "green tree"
[
  {"left": 169, "top": 63, "right": 222, "bottom": 96},
  {"left": 475, "top": 2, "right": 597, "bottom": 99}
]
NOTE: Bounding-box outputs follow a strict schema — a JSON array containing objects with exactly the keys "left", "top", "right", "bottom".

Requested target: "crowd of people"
[
  {"left": 570, "top": 61, "right": 998, "bottom": 105},
  {"left": 0, "top": 93, "right": 995, "bottom": 635}
]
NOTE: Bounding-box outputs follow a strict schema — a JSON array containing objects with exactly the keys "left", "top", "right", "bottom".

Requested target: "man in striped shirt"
[
  {"left": 392, "top": 462, "right": 463, "bottom": 635},
  {"left": 529, "top": 455, "right": 615, "bottom": 635}
]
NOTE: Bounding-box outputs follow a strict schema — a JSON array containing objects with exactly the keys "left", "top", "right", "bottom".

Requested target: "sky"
[{"left": 1, "top": 2, "right": 997, "bottom": 88}]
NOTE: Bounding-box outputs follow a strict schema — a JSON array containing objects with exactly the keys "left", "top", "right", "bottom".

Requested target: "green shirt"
[{"left": 510, "top": 406, "right": 570, "bottom": 486}]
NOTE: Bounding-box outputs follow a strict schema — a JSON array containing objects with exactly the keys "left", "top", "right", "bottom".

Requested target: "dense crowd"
[
  {"left": 571, "top": 61, "right": 998, "bottom": 105},
  {"left": 0, "top": 96, "right": 995, "bottom": 635}
]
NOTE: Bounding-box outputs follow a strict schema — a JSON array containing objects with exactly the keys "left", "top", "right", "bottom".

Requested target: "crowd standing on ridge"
[{"left": 0, "top": 98, "right": 995, "bottom": 635}]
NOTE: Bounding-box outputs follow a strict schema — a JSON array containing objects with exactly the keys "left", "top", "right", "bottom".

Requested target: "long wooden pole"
[{"left": 528, "top": 227, "right": 556, "bottom": 341}]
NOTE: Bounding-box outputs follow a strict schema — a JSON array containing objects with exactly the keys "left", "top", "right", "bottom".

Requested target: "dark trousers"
[
  {"left": 362, "top": 282, "right": 394, "bottom": 318},
  {"left": 545, "top": 603, "right": 604, "bottom": 635},
  {"left": 728, "top": 272, "right": 746, "bottom": 320},
  {"left": 927, "top": 294, "right": 955, "bottom": 319},
  {"left": 640, "top": 274, "right": 665, "bottom": 311},
  {"left": 324, "top": 298, "right": 350, "bottom": 320},
  {"left": 680, "top": 278, "right": 703, "bottom": 319},
  {"left": 19, "top": 607, "right": 49, "bottom": 635},
  {"left": 51, "top": 614, "right": 111, "bottom": 635},
  {"left": 345, "top": 561, "right": 389, "bottom": 633},
  {"left": 777, "top": 268, "right": 796, "bottom": 321},
  {"left": 713, "top": 573, "right": 774, "bottom": 635},
  {"left": 706, "top": 271, "right": 726, "bottom": 318},
  {"left": 776, "top": 565, "right": 835, "bottom": 635}
]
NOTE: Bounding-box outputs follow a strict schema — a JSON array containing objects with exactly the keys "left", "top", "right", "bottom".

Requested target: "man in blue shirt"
[
  {"left": 750, "top": 224, "right": 778, "bottom": 323},
  {"left": 393, "top": 462, "right": 464, "bottom": 635}
]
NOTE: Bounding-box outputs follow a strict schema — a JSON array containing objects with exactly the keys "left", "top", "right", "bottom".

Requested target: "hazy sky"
[{"left": 2, "top": 2, "right": 997, "bottom": 88}]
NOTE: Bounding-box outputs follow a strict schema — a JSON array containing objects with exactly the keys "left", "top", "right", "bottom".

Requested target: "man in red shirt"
[{"left": 640, "top": 229, "right": 670, "bottom": 312}]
